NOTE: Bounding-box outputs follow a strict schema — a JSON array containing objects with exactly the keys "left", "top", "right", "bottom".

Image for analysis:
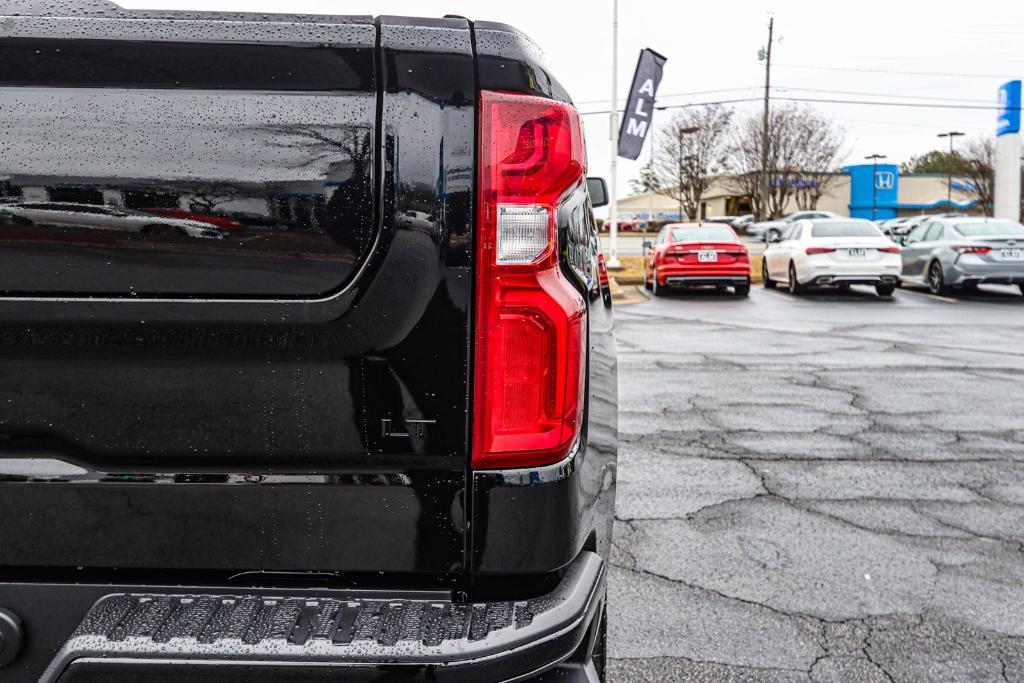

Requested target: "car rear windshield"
[
  {"left": 671, "top": 226, "right": 735, "bottom": 242},
  {"left": 811, "top": 222, "right": 881, "bottom": 238},
  {"left": 953, "top": 221, "right": 1024, "bottom": 237}
]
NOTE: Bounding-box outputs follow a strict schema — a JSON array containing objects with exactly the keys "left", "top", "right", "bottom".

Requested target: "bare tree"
[
  {"left": 188, "top": 182, "right": 243, "bottom": 213},
  {"left": 651, "top": 105, "right": 733, "bottom": 221},
  {"left": 791, "top": 109, "right": 846, "bottom": 210},
  {"left": 727, "top": 104, "right": 845, "bottom": 218},
  {"left": 629, "top": 161, "right": 659, "bottom": 195},
  {"left": 957, "top": 136, "right": 995, "bottom": 216}
]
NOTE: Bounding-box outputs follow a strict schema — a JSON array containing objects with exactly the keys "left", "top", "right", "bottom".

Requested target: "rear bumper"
[
  {"left": 664, "top": 275, "right": 750, "bottom": 287},
  {"left": 947, "top": 263, "right": 1024, "bottom": 287},
  {"left": 17, "top": 552, "right": 606, "bottom": 683},
  {"left": 809, "top": 274, "right": 901, "bottom": 286},
  {"left": 658, "top": 262, "right": 750, "bottom": 288}
]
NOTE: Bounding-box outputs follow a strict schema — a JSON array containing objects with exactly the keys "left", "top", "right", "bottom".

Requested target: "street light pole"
[
  {"left": 758, "top": 17, "right": 774, "bottom": 222},
  {"left": 607, "top": 0, "right": 621, "bottom": 268},
  {"left": 938, "top": 131, "right": 965, "bottom": 205},
  {"left": 865, "top": 154, "right": 887, "bottom": 220}
]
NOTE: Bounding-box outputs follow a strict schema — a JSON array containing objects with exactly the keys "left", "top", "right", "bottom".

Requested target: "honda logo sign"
[{"left": 875, "top": 171, "right": 895, "bottom": 191}]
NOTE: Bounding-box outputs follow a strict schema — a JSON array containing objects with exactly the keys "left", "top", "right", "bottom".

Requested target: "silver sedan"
[{"left": 898, "top": 217, "right": 1024, "bottom": 295}]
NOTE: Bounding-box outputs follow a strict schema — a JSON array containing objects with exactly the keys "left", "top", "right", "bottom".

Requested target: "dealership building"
[{"left": 615, "top": 164, "right": 984, "bottom": 223}]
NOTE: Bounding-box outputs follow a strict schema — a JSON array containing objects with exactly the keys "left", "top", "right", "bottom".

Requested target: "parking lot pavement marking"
[
  {"left": 760, "top": 288, "right": 796, "bottom": 302},
  {"left": 898, "top": 287, "right": 960, "bottom": 304}
]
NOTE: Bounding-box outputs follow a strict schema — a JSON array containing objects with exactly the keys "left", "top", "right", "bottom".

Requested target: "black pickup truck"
[{"left": 0, "top": 2, "right": 618, "bottom": 681}]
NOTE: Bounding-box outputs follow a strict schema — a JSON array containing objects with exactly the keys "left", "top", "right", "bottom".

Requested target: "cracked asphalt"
[{"left": 607, "top": 284, "right": 1024, "bottom": 682}]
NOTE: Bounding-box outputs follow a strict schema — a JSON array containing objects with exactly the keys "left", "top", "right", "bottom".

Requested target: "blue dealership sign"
[
  {"left": 997, "top": 80, "right": 1021, "bottom": 136},
  {"left": 844, "top": 163, "right": 899, "bottom": 220}
]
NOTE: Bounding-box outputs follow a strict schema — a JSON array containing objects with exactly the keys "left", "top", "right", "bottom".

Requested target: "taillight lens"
[
  {"left": 473, "top": 90, "right": 587, "bottom": 470},
  {"left": 805, "top": 247, "right": 837, "bottom": 255},
  {"left": 877, "top": 246, "right": 901, "bottom": 253},
  {"left": 954, "top": 245, "right": 992, "bottom": 254}
]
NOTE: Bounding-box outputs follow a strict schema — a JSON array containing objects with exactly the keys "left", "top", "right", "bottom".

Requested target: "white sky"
[{"left": 120, "top": 0, "right": 1024, "bottom": 205}]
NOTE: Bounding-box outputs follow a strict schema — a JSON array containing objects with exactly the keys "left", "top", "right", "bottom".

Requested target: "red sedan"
[{"left": 643, "top": 223, "right": 751, "bottom": 297}]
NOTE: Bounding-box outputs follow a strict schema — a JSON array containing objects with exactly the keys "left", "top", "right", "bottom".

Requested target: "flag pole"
[{"left": 607, "top": 0, "right": 621, "bottom": 268}]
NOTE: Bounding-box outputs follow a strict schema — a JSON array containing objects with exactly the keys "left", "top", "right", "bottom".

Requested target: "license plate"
[
  {"left": 697, "top": 250, "right": 718, "bottom": 263},
  {"left": 846, "top": 248, "right": 867, "bottom": 257},
  {"left": 1001, "top": 248, "right": 1023, "bottom": 260}
]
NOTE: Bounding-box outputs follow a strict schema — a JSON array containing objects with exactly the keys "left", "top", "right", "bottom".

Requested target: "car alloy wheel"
[
  {"left": 652, "top": 267, "right": 663, "bottom": 297},
  {"left": 762, "top": 259, "right": 776, "bottom": 289},
  {"left": 928, "top": 261, "right": 946, "bottom": 295},
  {"left": 788, "top": 263, "right": 804, "bottom": 295}
]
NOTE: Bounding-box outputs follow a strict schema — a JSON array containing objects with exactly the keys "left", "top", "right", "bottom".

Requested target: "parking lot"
[{"left": 608, "top": 283, "right": 1024, "bottom": 681}]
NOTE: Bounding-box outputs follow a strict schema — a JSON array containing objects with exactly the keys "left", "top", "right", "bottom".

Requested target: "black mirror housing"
[{"left": 587, "top": 177, "right": 609, "bottom": 208}]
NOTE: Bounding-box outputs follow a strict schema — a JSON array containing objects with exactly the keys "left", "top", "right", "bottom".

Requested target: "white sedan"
[{"left": 762, "top": 218, "right": 902, "bottom": 297}]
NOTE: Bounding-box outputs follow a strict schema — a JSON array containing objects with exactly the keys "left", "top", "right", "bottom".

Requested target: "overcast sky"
[{"left": 120, "top": 0, "right": 1024, "bottom": 204}]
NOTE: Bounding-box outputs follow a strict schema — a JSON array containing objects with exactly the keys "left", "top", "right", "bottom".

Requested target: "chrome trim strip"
[{"left": 475, "top": 437, "right": 583, "bottom": 487}]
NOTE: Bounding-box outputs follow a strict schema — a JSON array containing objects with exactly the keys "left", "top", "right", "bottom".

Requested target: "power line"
[
  {"left": 829, "top": 117, "right": 991, "bottom": 130},
  {"left": 774, "top": 63, "right": 1012, "bottom": 80},
  {"left": 774, "top": 96, "right": 1007, "bottom": 111},
  {"left": 574, "top": 86, "right": 761, "bottom": 106},
  {"left": 579, "top": 95, "right": 1015, "bottom": 117},
  {"left": 578, "top": 84, "right": 994, "bottom": 110},
  {"left": 772, "top": 85, "right": 993, "bottom": 105},
  {"left": 579, "top": 97, "right": 761, "bottom": 116}
]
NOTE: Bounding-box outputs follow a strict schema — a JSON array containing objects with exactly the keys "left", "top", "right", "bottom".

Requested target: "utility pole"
[
  {"left": 865, "top": 154, "right": 887, "bottom": 220},
  {"left": 758, "top": 17, "right": 774, "bottom": 222},
  {"left": 607, "top": 0, "right": 621, "bottom": 268},
  {"left": 938, "top": 131, "right": 965, "bottom": 204}
]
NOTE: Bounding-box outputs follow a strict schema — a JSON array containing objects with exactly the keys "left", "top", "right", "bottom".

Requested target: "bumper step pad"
[
  {"left": 41, "top": 552, "right": 604, "bottom": 683},
  {"left": 72, "top": 593, "right": 562, "bottom": 649}
]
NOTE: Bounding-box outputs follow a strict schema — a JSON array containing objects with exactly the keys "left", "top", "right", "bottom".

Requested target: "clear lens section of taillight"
[
  {"left": 497, "top": 204, "right": 550, "bottom": 264},
  {"left": 473, "top": 90, "right": 587, "bottom": 470}
]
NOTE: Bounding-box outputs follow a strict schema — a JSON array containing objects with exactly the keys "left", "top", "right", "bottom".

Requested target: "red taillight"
[
  {"left": 877, "top": 246, "right": 901, "bottom": 253},
  {"left": 953, "top": 245, "right": 992, "bottom": 254},
  {"left": 473, "top": 91, "right": 587, "bottom": 470},
  {"left": 597, "top": 252, "right": 610, "bottom": 287},
  {"left": 805, "top": 247, "right": 837, "bottom": 255}
]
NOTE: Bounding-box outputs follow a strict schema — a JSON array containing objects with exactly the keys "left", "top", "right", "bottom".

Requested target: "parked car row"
[
  {"left": 643, "top": 217, "right": 1024, "bottom": 299},
  {"left": 745, "top": 210, "right": 842, "bottom": 242},
  {"left": 876, "top": 213, "right": 967, "bottom": 237}
]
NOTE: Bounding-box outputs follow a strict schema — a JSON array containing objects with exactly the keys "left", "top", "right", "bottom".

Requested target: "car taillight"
[
  {"left": 877, "top": 246, "right": 900, "bottom": 253},
  {"left": 954, "top": 245, "right": 991, "bottom": 254},
  {"left": 472, "top": 90, "right": 587, "bottom": 470},
  {"left": 806, "top": 247, "right": 837, "bottom": 255},
  {"left": 597, "top": 252, "right": 610, "bottom": 287}
]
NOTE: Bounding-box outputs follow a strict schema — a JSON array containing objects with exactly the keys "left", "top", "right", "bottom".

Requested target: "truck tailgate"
[{"left": 0, "top": 11, "right": 475, "bottom": 578}]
